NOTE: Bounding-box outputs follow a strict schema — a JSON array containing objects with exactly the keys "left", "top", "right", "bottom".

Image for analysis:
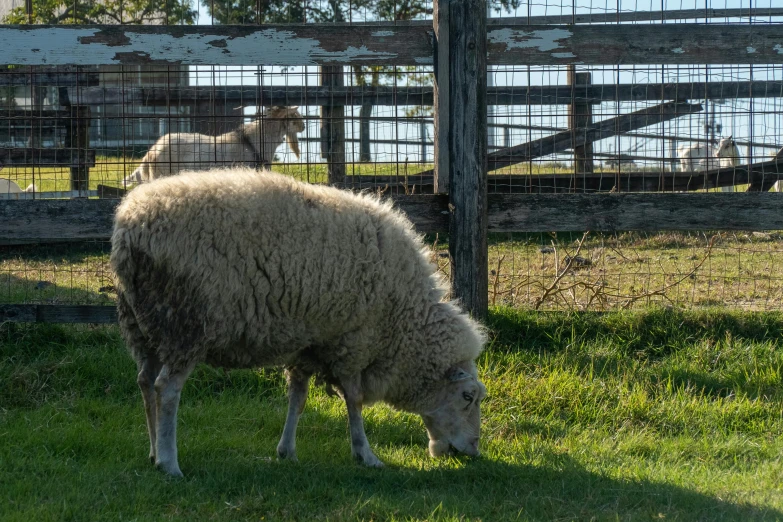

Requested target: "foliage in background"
[{"left": 3, "top": 0, "right": 196, "bottom": 24}]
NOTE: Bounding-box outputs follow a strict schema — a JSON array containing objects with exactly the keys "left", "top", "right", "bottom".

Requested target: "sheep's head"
[
  {"left": 716, "top": 136, "right": 741, "bottom": 166},
  {"left": 268, "top": 106, "right": 305, "bottom": 159},
  {"left": 419, "top": 362, "right": 487, "bottom": 458}
]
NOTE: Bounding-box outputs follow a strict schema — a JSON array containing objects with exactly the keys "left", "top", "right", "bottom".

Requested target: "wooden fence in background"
[{"left": 1, "top": 4, "right": 783, "bottom": 321}]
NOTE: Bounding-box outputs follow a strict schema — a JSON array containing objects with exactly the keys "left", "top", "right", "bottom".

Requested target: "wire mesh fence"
[{"left": 0, "top": 0, "right": 782, "bottom": 314}]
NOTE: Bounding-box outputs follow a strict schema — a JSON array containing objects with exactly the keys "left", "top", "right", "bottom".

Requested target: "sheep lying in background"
[
  {"left": 123, "top": 106, "right": 305, "bottom": 184},
  {"left": 111, "top": 168, "right": 487, "bottom": 477},
  {"left": 0, "top": 178, "right": 36, "bottom": 194},
  {"left": 677, "top": 136, "right": 741, "bottom": 172}
]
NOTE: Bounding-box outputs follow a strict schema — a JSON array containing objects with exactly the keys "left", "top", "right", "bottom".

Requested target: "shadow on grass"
[
  {"left": 170, "top": 409, "right": 781, "bottom": 520},
  {"left": 0, "top": 242, "right": 115, "bottom": 305},
  {"left": 488, "top": 306, "right": 783, "bottom": 356}
]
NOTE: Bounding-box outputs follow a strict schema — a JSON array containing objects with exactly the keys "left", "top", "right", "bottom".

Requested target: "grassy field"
[{"left": 2, "top": 308, "right": 783, "bottom": 520}]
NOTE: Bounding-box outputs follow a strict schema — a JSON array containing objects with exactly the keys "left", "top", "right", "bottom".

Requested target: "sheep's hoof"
[
  {"left": 155, "top": 459, "right": 184, "bottom": 478},
  {"left": 276, "top": 446, "right": 299, "bottom": 462},
  {"left": 354, "top": 451, "right": 384, "bottom": 468}
]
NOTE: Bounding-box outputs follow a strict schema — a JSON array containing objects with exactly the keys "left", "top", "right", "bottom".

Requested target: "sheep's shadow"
[{"left": 172, "top": 405, "right": 779, "bottom": 520}]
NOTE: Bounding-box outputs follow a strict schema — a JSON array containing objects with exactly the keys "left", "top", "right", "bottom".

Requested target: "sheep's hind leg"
[
  {"left": 137, "top": 354, "right": 163, "bottom": 464},
  {"left": 154, "top": 362, "right": 195, "bottom": 477},
  {"left": 340, "top": 375, "right": 384, "bottom": 468},
  {"left": 276, "top": 368, "right": 311, "bottom": 461}
]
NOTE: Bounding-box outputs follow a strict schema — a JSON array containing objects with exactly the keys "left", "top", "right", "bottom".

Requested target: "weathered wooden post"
[
  {"left": 568, "top": 66, "right": 594, "bottom": 174},
  {"left": 68, "top": 105, "right": 91, "bottom": 192},
  {"left": 320, "top": 66, "right": 346, "bottom": 184},
  {"left": 433, "top": 0, "right": 488, "bottom": 319}
]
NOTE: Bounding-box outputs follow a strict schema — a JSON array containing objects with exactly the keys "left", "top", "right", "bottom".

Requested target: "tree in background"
[
  {"left": 204, "top": 0, "right": 520, "bottom": 162},
  {"left": 3, "top": 0, "right": 196, "bottom": 24}
]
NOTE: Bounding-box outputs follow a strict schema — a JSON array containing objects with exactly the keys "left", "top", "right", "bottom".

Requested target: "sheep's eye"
[{"left": 462, "top": 392, "right": 474, "bottom": 402}]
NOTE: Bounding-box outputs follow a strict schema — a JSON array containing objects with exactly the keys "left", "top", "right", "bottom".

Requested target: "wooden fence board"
[
  {"left": 486, "top": 193, "right": 783, "bottom": 232},
  {"left": 0, "top": 24, "right": 434, "bottom": 66},
  {"left": 0, "top": 148, "right": 96, "bottom": 167},
  {"left": 488, "top": 24, "right": 783, "bottom": 65},
  {"left": 72, "top": 80, "right": 783, "bottom": 107},
  {"left": 1, "top": 23, "right": 782, "bottom": 66},
  {"left": 0, "top": 67, "right": 99, "bottom": 86},
  {"left": 0, "top": 304, "right": 117, "bottom": 323},
  {"left": 4, "top": 191, "right": 783, "bottom": 242}
]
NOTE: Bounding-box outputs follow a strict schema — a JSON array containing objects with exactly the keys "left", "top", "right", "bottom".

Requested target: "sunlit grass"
[{"left": 2, "top": 308, "right": 783, "bottom": 520}]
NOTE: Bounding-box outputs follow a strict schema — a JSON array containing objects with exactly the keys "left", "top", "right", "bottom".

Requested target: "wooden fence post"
[
  {"left": 568, "top": 67, "right": 594, "bottom": 174},
  {"left": 320, "top": 66, "right": 346, "bottom": 184},
  {"left": 68, "top": 105, "right": 90, "bottom": 192},
  {"left": 435, "top": 0, "right": 489, "bottom": 319}
]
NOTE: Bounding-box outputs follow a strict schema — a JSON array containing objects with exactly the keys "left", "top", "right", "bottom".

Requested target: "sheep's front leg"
[
  {"left": 340, "top": 375, "right": 384, "bottom": 468},
  {"left": 276, "top": 368, "right": 311, "bottom": 461},
  {"left": 137, "top": 355, "right": 162, "bottom": 464},
  {"left": 154, "top": 363, "right": 195, "bottom": 478}
]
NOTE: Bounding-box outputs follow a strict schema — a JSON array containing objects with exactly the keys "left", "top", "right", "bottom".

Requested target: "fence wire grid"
[{"left": 0, "top": 0, "right": 782, "bottom": 312}]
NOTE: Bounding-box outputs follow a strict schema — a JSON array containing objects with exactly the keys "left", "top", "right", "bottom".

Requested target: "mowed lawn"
[{"left": 2, "top": 308, "right": 783, "bottom": 521}]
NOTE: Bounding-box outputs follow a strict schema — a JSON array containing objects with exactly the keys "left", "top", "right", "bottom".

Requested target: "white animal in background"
[
  {"left": 677, "top": 136, "right": 742, "bottom": 172},
  {"left": 111, "top": 168, "right": 487, "bottom": 477},
  {"left": 771, "top": 147, "right": 783, "bottom": 192},
  {"left": 123, "top": 106, "right": 306, "bottom": 185},
  {"left": 0, "top": 178, "right": 36, "bottom": 194}
]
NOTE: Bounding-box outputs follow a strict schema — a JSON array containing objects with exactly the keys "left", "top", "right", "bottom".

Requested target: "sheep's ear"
[{"left": 286, "top": 132, "right": 301, "bottom": 159}]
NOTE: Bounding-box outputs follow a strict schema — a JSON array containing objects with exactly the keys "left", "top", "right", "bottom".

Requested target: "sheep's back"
[{"left": 112, "top": 168, "right": 436, "bottom": 369}]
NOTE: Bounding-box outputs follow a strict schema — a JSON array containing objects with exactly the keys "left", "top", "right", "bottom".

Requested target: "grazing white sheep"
[
  {"left": 124, "top": 106, "right": 305, "bottom": 184},
  {"left": 111, "top": 168, "right": 487, "bottom": 477},
  {"left": 0, "top": 178, "right": 36, "bottom": 194},
  {"left": 678, "top": 136, "right": 741, "bottom": 172}
]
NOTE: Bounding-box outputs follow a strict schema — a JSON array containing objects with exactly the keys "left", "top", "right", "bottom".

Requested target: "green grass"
[{"left": 2, "top": 308, "right": 783, "bottom": 520}]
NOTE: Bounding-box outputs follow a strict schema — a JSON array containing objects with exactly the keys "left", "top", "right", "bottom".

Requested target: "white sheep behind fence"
[
  {"left": 124, "top": 106, "right": 305, "bottom": 184},
  {"left": 678, "top": 136, "right": 742, "bottom": 173},
  {"left": 0, "top": 178, "right": 36, "bottom": 194}
]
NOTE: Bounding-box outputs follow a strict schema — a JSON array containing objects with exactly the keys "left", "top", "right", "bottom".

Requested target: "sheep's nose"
[{"left": 463, "top": 438, "right": 480, "bottom": 457}]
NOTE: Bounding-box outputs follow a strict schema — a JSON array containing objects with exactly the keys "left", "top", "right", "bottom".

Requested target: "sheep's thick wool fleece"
[{"left": 111, "top": 168, "right": 484, "bottom": 408}]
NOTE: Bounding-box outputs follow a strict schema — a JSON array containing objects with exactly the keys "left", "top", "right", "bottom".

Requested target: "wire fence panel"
[{"left": 0, "top": 0, "right": 782, "bottom": 317}]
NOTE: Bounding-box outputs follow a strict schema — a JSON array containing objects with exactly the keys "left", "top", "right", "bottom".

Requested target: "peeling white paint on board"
[
  {"left": 671, "top": 48, "right": 685, "bottom": 54},
  {"left": 487, "top": 27, "right": 573, "bottom": 53},
  {"left": 747, "top": 46, "right": 757, "bottom": 54},
  {"left": 551, "top": 52, "right": 576, "bottom": 59},
  {"left": 371, "top": 30, "right": 395, "bottom": 37},
  {"left": 0, "top": 26, "right": 412, "bottom": 65},
  {"left": 775, "top": 44, "right": 783, "bottom": 55}
]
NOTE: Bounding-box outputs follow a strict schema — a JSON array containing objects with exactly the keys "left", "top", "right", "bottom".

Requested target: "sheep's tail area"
[
  {"left": 110, "top": 225, "right": 139, "bottom": 312},
  {"left": 24, "top": 183, "right": 36, "bottom": 192}
]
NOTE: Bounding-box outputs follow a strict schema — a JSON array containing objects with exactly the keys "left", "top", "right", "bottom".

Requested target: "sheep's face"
[
  {"left": 717, "top": 137, "right": 740, "bottom": 164},
  {"left": 420, "top": 362, "right": 487, "bottom": 458},
  {"left": 268, "top": 106, "right": 306, "bottom": 159}
]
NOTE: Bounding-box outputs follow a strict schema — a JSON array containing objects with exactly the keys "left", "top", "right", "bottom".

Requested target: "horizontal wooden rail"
[
  {"left": 70, "top": 80, "right": 783, "bottom": 107},
  {"left": 337, "top": 157, "right": 783, "bottom": 193},
  {"left": 1, "top": 23, "right": 782, "bottom": 66},
  {"left": 0, "top": 148, "right": 96, "bottom": 167},
  {"left": 487, "top": 24, "right": 783, "bottom": 65},
  {"left": 0, "top": 304, "right": 117, "bottom": 323},
  {"left": 0, "top": 66, "right": 99, "bottom": 86},
  {"left": 3, "top": 192, "right": 783, "bottom": 245},
  {"left": 506, "top": 7, "right": 783, "bottom": 25}
]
